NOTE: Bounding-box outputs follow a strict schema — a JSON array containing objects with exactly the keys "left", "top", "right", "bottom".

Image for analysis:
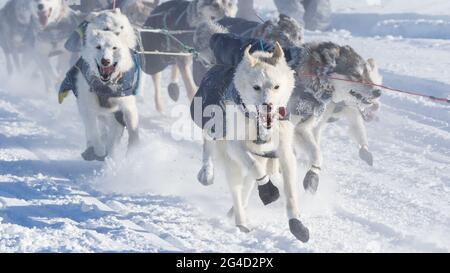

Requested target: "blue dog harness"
[{"left": 59, "top": 51, "right": 141, "bottom": 102}]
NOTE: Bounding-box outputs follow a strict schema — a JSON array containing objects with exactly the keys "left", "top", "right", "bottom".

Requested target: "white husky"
[
  {"left": 28, "top": 0, "right": 81, "bottom": 90},
  {"left": 86, "top": 9, "right": 138, "bottom": 50},
  {"left": 211, "top": 43, "right": 309, "bottom": 242},
  {"left": 59, "top": 30, "right": 140, "bottom": 161},
  {"left": 64, "top": 8, "right": 144, "bottom": 100}
]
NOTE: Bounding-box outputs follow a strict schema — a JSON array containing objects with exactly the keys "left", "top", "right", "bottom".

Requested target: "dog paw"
[
  {"left": 236, "top": 225, "right": 251, "bottom": 233},
  {"left": 197, "top": 164, "right": 214, "bottom": 186},
  {"left": 359, "top": 147, "right": 373, "bottom": 166},
  {"left": 168, "top": 82, "right": 180, "bottom": 102},
  {"left": 303, "top": 170, "right": 319, "bottom": 194},
  {"left": 258, "top": 180, "right": 280, "bottom": 206},
  {"left": 289, "top": 218, "right": 310, "bottom": 243},
  {"left": 81, "top": 147, "right": 106, "bottom": 162}
]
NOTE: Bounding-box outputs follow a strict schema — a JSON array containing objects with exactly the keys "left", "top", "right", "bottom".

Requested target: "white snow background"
[{"left": 0, "top": 0, "right": 449, "bottom": 252}]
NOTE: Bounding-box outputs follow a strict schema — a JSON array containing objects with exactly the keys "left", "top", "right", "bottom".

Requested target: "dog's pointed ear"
[
  {"left": 244, "top": 45, "right": 258, "bottom": 67},
  {"left": 272, "top": 41, "right": 284, "bottom": 62}
]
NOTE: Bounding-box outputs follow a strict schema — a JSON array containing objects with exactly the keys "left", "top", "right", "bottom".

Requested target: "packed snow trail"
[{"left": 0, "top": 0, "right": 449, "bottom": 252}]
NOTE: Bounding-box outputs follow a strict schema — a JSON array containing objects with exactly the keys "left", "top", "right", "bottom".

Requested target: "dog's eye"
[
  {"left": 96, "top": 45, "right": 101, "bottom": 50},
  {"left": 113, "top": 46, "right": 117, "bottom": 50},
  {"left": 274, "top": 85, "right": 280, "bottom": 90},
  {"left": 120, "top": 26, "right": 124, "bottom": 30},
  {"left": 253, "top": 85, "right": 261, "bottom": 91},
  {"left": 103, "top": 28, "right": 110, "bottom": 31}
]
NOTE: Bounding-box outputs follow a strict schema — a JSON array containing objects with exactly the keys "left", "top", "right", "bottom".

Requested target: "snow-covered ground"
[{"left": 0, "top": 0, "right": 449, "bottom": 252}]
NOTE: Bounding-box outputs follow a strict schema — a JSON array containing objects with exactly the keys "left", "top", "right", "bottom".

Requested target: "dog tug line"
[{"left": 299, "top": 73, "right": 450, "bottom": 104}]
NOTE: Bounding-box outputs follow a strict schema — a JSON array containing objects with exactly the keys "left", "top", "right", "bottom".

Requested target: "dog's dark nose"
[
  {"left": 37, "top": 4, "right": 44, "bottom": 11},
  {"left": 101, "top": 58, "right": 111, "bottom": 67},
  {"left": 373, "top": 89, "right": 382, "bottom": 98}
]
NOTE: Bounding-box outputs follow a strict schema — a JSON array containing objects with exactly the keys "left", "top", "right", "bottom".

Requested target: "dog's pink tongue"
[
  {"left": 101, "top": 66, "right": 114, "bottom": 76},
  {"left": 38, "top": 12, "right": 48, "bottom": 27}
]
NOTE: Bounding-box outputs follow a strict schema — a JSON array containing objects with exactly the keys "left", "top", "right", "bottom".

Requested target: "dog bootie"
[
  {"left": 258, "top": 178, "right": 280, "bottom": 206},
  {"left": 289, "top": 218, "right": 310, "bottom": 243},
  {"left": 359, "top": 147, "right": 374, "bottom": 166},
  {"left": 81, "top": 147, "right": 106, "bottom": 162},
  {"left": 237, "top": 225, "right": 251, "bottom": 233},
  {"left": 168, "top": 82, "right": 180, "bottom": 102},
  {"left": 303, "top": 170, "right": 319, "bottom": 194}
]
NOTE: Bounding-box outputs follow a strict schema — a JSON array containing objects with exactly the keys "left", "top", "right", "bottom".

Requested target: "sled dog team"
[{"left": 0, "top": 0, "right": 383, "bottom": 242}]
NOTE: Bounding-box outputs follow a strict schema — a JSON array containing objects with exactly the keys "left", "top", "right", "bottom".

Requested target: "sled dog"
[
  {"left": 289, "top": 42, "right": 383, "bottom": 193},
  {"left": 28, "top": 0, "right": 81, "bottom": 90},
  {"left": 141, "top": 0, "right": 237, "bottom": 113},
  {"left": 59, "top": 30, "right": 141, "bottom": 160},
  {"left": 0, "top": 0, "right": 33, "bottom": 75},
  {"left": 191, "top": 42, "right": 310, "bottom": 242}
]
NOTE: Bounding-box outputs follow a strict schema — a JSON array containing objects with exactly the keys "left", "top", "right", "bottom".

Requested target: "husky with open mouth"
[
  {"left": 191, "top": 41, "right": 310, "bottom": 242},
  {"left": 59, "top": 30, "right": 141, "bottom": 161},
  {"left": 28, "top": 0, "right": 81, "bottom": 91}
]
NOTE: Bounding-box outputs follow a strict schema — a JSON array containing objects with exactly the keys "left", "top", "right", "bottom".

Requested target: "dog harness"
[{"left": 58, "top": 52, "right": 141, "bottom": 104}]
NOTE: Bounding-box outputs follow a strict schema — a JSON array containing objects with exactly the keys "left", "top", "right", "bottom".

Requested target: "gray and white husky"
[
  {"left": 59, "top": 30, "right": 141, "bottom": 161},
  {"left": 289, "top": 42, "right": 383, "bottom": 193},
  {"left": 204, "top": 43, "right": 310, "bottom": 242},
  {"left": 0, "top": 0, "right": 33, "bottom": 75}
]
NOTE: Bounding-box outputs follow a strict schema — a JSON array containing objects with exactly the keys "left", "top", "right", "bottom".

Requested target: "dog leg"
[
  {"left": 105, "top": 114, "right": 125, "bottom": 157},
  {"left": 3, "top": 49, "right": 13, "bottom": 75},
  {"left": 197, "top": 138, "right": 215, "bottom": 186},
  {"left": 121, "top": 99, "right": 140, "bottom": 152},
  {"left": 227, "top": 173, "right": 257, "bottom": 219},
  {"left": 227, "top": 142, "right": 279, "bottom": 205},
  {"left": 167, "top": 65, "right": 180, "bottom": 102},
  {"left": 279, "top": 123, "right": 309, "bottom": 242},
  {"left": 177, "top": 57, "right": 197, "bottom": 100},
  {"left": 344, "top": 107, "right": 373, "bottom": 166},
  {"left": 225, "top": 159, "right": 250, "bottom": 232},
  {"left": 151, "top": 72, "right": 164, "bottom": 113},
  {"left": 84, "top": 116, "right": 106, "bottom": 161},
  {"left": 296, "top": 123, "right": 322, "bottom": 194}
]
